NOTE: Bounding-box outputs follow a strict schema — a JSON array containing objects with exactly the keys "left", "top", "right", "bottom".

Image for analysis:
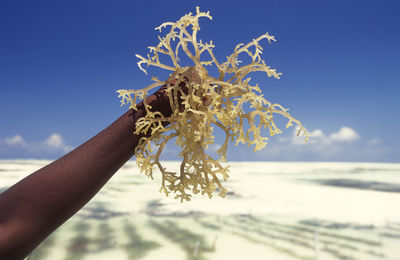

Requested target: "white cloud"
[
  {"left": 4, "top": 135, "right": 26, "bottom": 146},
  {"left": 283, "top": 126, "right": 360, "bottom": 147},
  {"left": 367, "top": 138, "right": 381, "bottom": 146},
  {"left": 247, "top": 126, "right": 387, "bottom": 161},
  {"left": 45, "top": 134, "right": 64, "bottom": 148},
  {"left": 1, "top": 133, "right": 73, "bottom": 157},
  {"left": 329, "top": 126, "right": 360, "bottom": 142},
  {"left": 207, "top": 144, "right": 222, "bottom": 152},
  {"left": 310, "top": 129, "right": 325, "bottom": 139},
  {"left": 44, "top": 133, "right": 73, "bottom": 152}
]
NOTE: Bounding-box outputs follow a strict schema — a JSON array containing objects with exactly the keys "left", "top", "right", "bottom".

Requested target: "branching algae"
[{"left": 117, "top": 7, "right": 308, "bottom": 202}]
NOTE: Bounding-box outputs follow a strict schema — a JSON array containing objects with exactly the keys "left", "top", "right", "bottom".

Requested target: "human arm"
[{"left": 0, "top": 87, "right": 172, "bottom": 259}]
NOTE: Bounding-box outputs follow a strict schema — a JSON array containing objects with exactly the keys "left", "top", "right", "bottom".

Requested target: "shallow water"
[{"left": 1, "top": 160, "right": 399, "bottom": 260}]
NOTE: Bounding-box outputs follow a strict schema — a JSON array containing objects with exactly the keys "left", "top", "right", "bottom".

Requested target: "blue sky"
[{"left": 0, "top": 0, "right": 399, "bottom": 162}]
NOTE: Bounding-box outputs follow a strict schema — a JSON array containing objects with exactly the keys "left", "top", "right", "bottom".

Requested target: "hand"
[{"left": 151, "top": 66, "right": 205, "bottom": 114}]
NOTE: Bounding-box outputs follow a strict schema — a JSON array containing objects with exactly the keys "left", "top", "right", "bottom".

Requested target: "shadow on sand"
[{"left": 310, "top": 178, "right": 400, "bottom": 193}]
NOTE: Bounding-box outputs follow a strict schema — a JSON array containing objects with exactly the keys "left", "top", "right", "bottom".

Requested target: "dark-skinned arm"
[{"left": 0, "top": 86, "right": 173, "bottom": 260}]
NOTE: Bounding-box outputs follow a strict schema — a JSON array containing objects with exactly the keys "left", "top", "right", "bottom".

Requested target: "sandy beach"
[{"left": 1, "top": 160, "right": 399, "bottom": 260}]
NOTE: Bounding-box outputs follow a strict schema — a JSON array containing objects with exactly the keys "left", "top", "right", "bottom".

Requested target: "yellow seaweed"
[{"left": 117, "top": 7, "right": 308, "bottom": 202}]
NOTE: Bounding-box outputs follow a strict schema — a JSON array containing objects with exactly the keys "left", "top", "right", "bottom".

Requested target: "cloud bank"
[
  {"left": 155, "top": 125, "right": 390, "bottom": 162},
  {"left": 227, "top": 126, "right": 389, "bottom": 162},
  {"left": 0, "top": 133, "right": 73, "bottom": 159},
  {"left": 0, "top": 127, "right": 391, "bottom": 162}
]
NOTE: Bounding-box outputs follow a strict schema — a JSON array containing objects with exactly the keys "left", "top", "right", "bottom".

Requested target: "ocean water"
[{"left": 1, "top": 160, "right": 400, "bottom": 260}]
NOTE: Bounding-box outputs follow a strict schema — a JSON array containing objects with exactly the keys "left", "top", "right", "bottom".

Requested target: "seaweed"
[{"left": 117, "top": 7, "right": 308, "bottom": 201}]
